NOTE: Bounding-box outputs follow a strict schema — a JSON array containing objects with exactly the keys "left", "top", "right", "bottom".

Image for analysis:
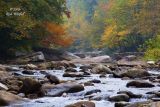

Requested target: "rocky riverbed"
[{"left": 0, "top": 57, "right": 160, "bottom": 107}]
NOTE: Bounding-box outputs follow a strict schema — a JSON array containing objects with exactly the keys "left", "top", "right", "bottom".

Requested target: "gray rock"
[
  {"left": 109, "top": 94, "right": 130, "bottom": 102},
  {"left": 45, "top": 83, "right": 84, "bottom": 97},
  {"left": 0, "top": 90, "right": 27, "bottom": 106},
  {"left": 126, "top": 80, "right": 155, "bottom": 88},
  {"left": 91, "top": 64, "right": 112, "bottom": 74}
]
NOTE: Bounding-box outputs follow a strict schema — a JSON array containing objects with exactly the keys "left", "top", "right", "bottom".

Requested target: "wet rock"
[
  {"left": 65, "top": 101, "right": 95, "bottom": 107},
  {"left": 90, "top": 94, "right": 109, "bottom": 101},
  {"left": 19, "top": 78, "right": 44, "bottom": 97},
  {"left": 22, "top": 70, "right": 34, "bottom": 75},
  {"left": 115, "top": 102, "right": 130, "bottom": 107},
  {"left": 109, "top": 94, "right": 130, "bottom": 102},
  {"left": 126, "top": 80, "right": 155, "bottom": 88},
  {"left": 0, "top": 90, "right": 26, "bottom": 106},
  {"left": 0, "top": 83, "right": 8, "bottom": 90},
  {"left": 45, "top": 83, "right": 84, "bottom": 97},
  {"left": 83, "top": 82, "right": 94, "bottom": 86},
  {"left": 63, "top": 72, "right": 87, "bottom": 77},
  {"left": 65, "top": 67, "right": 77, "bottom": 72},
  {"left": 85, "top": 89, "right": 101, "bottom": 96},
  {"left": 45, "top": 74, "right": 60, "bottom": 84},
  {"left": 89, "top": 79, "right": 101, "bottom": 83},
  {"left": 120, "top": 68, "right": 150, "bottom": 78},
  {"left": 99, "top": 74, "right": 106, "bottom": 78},
  {"left": 91, "top": 64, "right": 112, "bottom": 74},
  {"left": 117, "top": 91, "right": 142, "bottom": 98}
]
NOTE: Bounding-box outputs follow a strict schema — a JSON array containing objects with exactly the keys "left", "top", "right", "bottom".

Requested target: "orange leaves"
[{"left": 42, "top": 22, "right": 73, "bottom": 47}]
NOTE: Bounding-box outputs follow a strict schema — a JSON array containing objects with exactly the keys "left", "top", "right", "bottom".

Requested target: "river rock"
[
  {"left": 90, "top": 94, "right": 109, "bottom": 101},
  {"left": 65, "top": 67, "right": 77, "bottom": 72},
  {"left": 91, "top": 64, "right": 112, "bottom": 74},
  {"left": 117, "top": 91, "right": 142, "bottom": 98},
  {"left": 120, "top": 68, "right": 150, "bottom": 78},
  {"left": 0, "top": 90, "right": 26, "bottom": 106},
  {"left": 22, "top": 64, "right": 38, "bottom": 70},
  {"left": 0, "top": 83, "right": 8, "bottom": 90},
  {"left": 2, "top": 77, "right": 23, "bottom": 92},
  {"left": 63, "top": 72, "right": 86, "bottom": 77},
  {"left": 45, "top": 74, "right": 60, "bottom": 84},
  {"left": 126, "top": 80, "right": 155, "bottom": 88},
  {"left": 115, "top": 102, "right": 130, "bottom": 107},
  {"left": 65, "top": 101, "right": 95, "bottom": 107},
  {"left": 19, "top": 78, "right": 44, "bottom": 97},
  {"left": 126, "top": 101, "right": 160, "bottom": 107},
  {"left": 0, "top": 70, "right": 11, "bottom": 79},
  {"left": 85, "top": 89, "right": 101, "bottom": 96},
  {"left": 45, "top": 83, "right": 84, "bottom": 97},
  {"left": 22, "top": 70, "right": 35, "bottom": 75},
  {"left": 89, "top": 79, "right": 101, "bottom": 83},
  {"left": 109, "top": 94, "right": 130, "bottom": 102}
]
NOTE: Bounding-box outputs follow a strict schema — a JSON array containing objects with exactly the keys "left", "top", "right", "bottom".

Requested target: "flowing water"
[{"left": 10, "top": 64, "right": 160, "bottom": 107}]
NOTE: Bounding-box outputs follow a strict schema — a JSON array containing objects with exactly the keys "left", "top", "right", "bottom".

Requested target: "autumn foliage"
[{"left": 42, "top": 22, "right": 73, "bottom": 47}]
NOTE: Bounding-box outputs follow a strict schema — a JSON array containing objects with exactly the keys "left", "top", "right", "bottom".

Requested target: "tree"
[{"left": 0, "top": 0, "right": 69, "bottom": 58}]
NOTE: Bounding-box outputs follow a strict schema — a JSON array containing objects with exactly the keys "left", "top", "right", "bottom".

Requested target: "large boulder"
[
  {"left": 44, "top": 83, "right": 84, "bottom": 97},
  {"left": 126, "top": 81, "right": 155, "bottom": 88},
  {"left": 0, "top": 90, "right": 26, "bottom": 106},
  {"left": 65, "top": 101, "right": 95, "bottom": 107},
  {"left": 120, "top": 68, "right": 150, "bottom": 78},
  {"left": 91, "top": 64, "right": 112, "bottom": 74},
  {"left": 19, "top": 78, "right": 44, "bottom": 97}
]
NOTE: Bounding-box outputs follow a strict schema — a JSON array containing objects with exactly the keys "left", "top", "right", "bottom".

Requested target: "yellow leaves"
[{"left": 117, "top": 30, "right": 129, "bottom": 36}]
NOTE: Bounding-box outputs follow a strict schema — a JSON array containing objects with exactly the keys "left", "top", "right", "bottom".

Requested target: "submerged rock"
[
  {"left": 126, "top": 80, "right": 155, "bottom": 88},
  {"left": 65, "top": 101, "right": 95, "bottom": 107}
]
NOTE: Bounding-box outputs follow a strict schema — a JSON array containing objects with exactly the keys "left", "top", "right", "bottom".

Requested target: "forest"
[
  {"left": 0, "top": 1, "right": 160, "bottom": 107},
  {"left": 0, "top": 0, "right": 160, "bottom": 61}
]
